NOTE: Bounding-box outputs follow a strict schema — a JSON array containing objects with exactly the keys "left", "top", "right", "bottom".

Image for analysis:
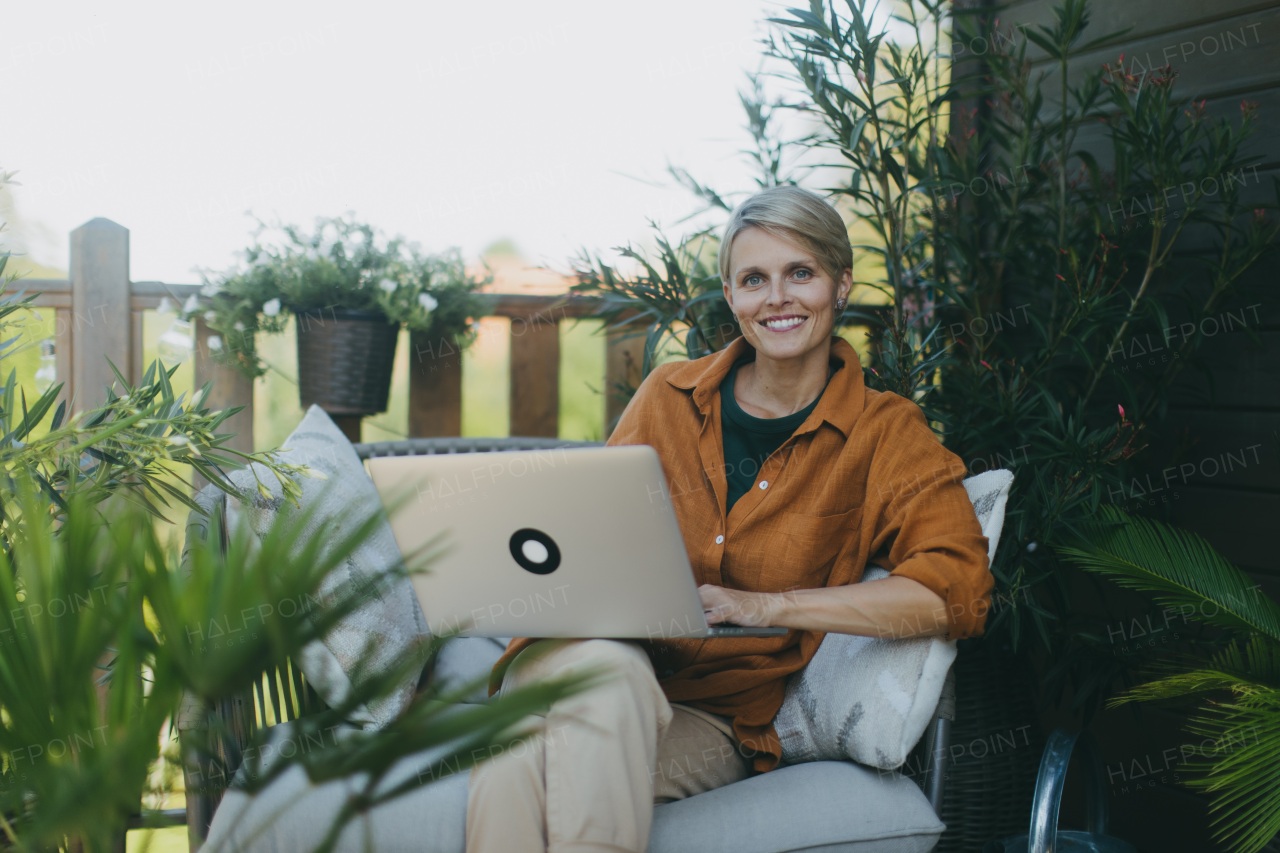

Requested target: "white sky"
[{"left": 5, "top": 0, "right": 788, "bottom": 284}]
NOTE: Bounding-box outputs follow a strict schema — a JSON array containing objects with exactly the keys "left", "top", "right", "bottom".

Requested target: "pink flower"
[{"left": 1117, "top": 404, "right": 1127, "bottom": 421}]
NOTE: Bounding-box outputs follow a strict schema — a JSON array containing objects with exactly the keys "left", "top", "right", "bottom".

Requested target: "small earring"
[{"left": 835, "top": 297, "right": 847, "bottom": 312}]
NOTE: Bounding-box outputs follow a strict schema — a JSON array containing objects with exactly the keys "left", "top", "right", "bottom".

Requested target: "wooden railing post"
[
  {"left": 509, "top": 309, "right": 560, "bottom": 437},
  {"left": 69, "top": 218, "right": 131, "bottom": 411},
  {"left": 192, "top": 317, "right": 254, "bottom": 457},
  {"left": 408, "top": 330, "right": 464, "bottom": 437},
  {"left": 604, "top": 325, "right": 645, "bottom": 438}
]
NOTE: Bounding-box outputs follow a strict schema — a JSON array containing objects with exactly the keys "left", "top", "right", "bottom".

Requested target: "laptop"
[{"left": 366, "top": 444, "right": 786, "bottom": 640}]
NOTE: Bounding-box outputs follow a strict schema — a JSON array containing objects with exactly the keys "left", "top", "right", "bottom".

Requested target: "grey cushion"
[
  {"left": 204, "top": 726, "right": 943, "bottom": 853},
  {"left": 226, "top": 405, "right": 431, "bottom": 729},
  {"left": 428, "top": 637, "right": 511, "bottom": 704},
  {"left": 775, "top": 469, "right": 1013, "bottom": 770}
]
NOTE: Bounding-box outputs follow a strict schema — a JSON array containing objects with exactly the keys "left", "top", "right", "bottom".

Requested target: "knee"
[{"left": 562, "top": 639, "right": 652, "bottom": 675}]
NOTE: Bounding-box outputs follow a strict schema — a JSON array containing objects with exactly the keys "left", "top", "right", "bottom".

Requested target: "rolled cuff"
[{"left": 888, "top": 539, "right": 993, "bottom": 640}]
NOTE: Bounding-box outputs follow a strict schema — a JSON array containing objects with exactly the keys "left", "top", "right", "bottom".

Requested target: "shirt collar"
[{"left": 664, "top": 336, "right": 866, "bottom": 438}]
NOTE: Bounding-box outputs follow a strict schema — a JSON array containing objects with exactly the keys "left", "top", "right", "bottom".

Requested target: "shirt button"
[
  {"left": 715, "top": 534, "right": 725, "bottom": 545},
  {"left": 759, "top": 480, "right": 769, "bottom": 489}
]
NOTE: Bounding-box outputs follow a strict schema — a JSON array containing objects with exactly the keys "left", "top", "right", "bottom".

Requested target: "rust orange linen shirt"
[{"left": 494, "top": 336, "right": 993, "bottom": 772}]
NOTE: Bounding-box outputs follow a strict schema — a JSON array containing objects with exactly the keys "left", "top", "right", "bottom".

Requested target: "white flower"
[
  {"left": 263, "top": 298, "right": 282, "bottom": 317},
  {"left": 167, "top": 434, "right": 191, "bottom": 446},
  {"left": 1026, "top": 541, "right": 1038, "bottom": 553},
  {"left": 204, "top": 311, "right": 217, "bottom": 324},
  {"left": 378, "top": 278, "right": 398, "bottom": 294},
  {"left": 418, "top": 293, "right": 439, "bottom": 312},
  {"left": 183, "top": 295, "right": 200, "bottom": 315},
  {"left": 157, "top": 297, "right": 176, "bottom": 315},
  {"left": 233, "top": 321, "right": 245, "bottom": 332},
  {"left": 208, "top": 335, "right": 223, "bottom": 352}
]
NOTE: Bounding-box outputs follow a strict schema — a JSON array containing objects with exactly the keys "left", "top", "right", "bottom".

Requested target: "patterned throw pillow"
[
  {"left": 774, "top": 469, "right": 1013, "bottom": 769},
  {"left": 226, "top": 406, "right": 432, "bottom": 729}
]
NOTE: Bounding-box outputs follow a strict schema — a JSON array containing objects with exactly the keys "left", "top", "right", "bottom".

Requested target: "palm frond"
[
  {"left": 1180, "top": 688, "right": 1280, "bottom": 853},
  {"left": 1057, "top": 505, "right": 1280, "bottom": 641}
]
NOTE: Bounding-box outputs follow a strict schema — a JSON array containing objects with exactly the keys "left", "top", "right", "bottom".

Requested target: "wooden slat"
[
  {"left": 53, "top": 307, "right": 74, "bottom": 405},
  {"left": 1170, "top": 485, "right": 1280, "bottom": 569},
  {"left": 11, "top": 278, "right": 72, "bottom": 308},
  {"left": 1029, "top": 7, "right": 1280, "bottom": 100},
  {"left": 490, "top": 293, "right": 598, "bottom": 321},
  {"left": 1136, "top": 409, "right": 1279, "bottom": 494},
  {"left": 995, "top": 0, "right": 1277, "bottom": 64},
  {"left": 407, "top": 329, "right": 463, "bottom": 437},
  {"left": 1174, "top": 261, "right": 1280, "bottom": 329},
  {"left": 1072, "top": 84, "right": 1280, "bottom": 177},
  {"left": 509, "top": 312, "right": 560, "bottom": 437},
  {"left": 193, "top": 318, "right": 253, "bottom": 456},
  {"left": 604, "top": 328, "right": 645, "bottom": 436},
  {"left": 131, "top": 309, "right": 146, "bottom": 386},
  {"left": 1097, "top": 164, "right": 1279, "bottom": 254},
  {"left": 1170, "top": 329, "right": 1280, "bottom": 409},
  {"left": 69, "top": 219, "right": 131, "bottom": 411}
]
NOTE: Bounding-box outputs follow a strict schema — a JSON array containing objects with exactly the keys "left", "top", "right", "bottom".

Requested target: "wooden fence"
[{"left": 15, "top": 216, "right": 656, "bottom": 449}]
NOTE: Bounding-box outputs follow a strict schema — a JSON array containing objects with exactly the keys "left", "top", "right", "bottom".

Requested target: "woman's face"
[{"left": 722, "top": 226, "right": 852, "bottom": 368}]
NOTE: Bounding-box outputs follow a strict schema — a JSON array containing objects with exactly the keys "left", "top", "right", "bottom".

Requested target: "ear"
[
  {"left": 838, "top": 268, "right": 853, "bottom": 303},
  {"left": 722, "top": 278, "right": 734, "bottom": 311}
]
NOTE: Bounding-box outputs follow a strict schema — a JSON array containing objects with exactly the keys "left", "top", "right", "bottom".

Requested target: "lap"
[
  {"left": 497, "top": 639, "right": 752, "bottom": 803},
  {"left": 499, "top": 638, "right": 655, "bottom": 693},
  {"left": 653, "top": 705, "right": 751, "bottom": 803}
]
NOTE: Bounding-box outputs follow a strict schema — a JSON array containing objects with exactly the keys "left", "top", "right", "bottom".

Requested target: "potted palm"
[
  {"left": 1059, "top": 507, "right": 1280, "bottom": 853},
  {"left": 192, "top": 215, "right": 489, "bottom": 416}
]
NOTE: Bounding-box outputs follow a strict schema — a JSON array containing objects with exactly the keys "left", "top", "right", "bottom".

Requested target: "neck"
[{"left": 735, "top": 343, "right": 833, "bottom": 418}]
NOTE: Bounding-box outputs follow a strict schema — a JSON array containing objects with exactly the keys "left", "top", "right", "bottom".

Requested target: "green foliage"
[
  {"left": 193, "top": 215, "right": 491, "bottom": 378},
  {"left": 1060, "top": 507, "right": 1280, "bottom": 853},
  {"left": 570, "top": 230, "right": 737, "bottom": 390},
  {"left": 0, "top": 478, "right": 587, "bottom": 852},
  {"left": 0, "top": 171, "right": 586, "bottom": 850},
  {"left": 595, "top": 0, "right": 1278, "bottom": 716}
]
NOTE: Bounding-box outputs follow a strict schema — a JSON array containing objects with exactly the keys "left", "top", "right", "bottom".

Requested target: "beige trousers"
[{"left": 465, "top": 639, "right": 751, "bottom": 853}]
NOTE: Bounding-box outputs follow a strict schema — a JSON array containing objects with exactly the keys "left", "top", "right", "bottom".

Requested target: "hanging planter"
[
  {"left": 295, "top": 308, "right": 399, "bottom": 416},
  {"left": 189, "top": 216, "right": 489, "bottom": 414}
]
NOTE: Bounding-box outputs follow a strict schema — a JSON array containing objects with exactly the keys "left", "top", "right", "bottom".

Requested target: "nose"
[{"left": 764, "top": 275, "right": 790, "bottom": 306}]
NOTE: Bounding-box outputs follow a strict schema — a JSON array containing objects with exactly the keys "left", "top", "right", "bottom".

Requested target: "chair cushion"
[
  {"left": 774, "top": 470, "right": 1013, "bottom": 769},
  {"left": 204, "top": 724, "right": 943, "bottom": 853},
  {"left": 225, "top": 405, "right": 431, "bottom": 729},
  {"left": 428, "top": 636, "right": 511, "bottom": 703}
]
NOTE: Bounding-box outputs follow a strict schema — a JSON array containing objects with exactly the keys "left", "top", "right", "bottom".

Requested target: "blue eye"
[
  {"left": 794, "top": 268, "right": 812, "bottom": 280},
  {"left": 744, "top": 274, "right": 764, "bottom": 287}
]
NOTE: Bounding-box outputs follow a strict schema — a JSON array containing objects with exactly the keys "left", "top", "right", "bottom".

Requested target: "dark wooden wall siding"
[{"left": 987, "top": 1, "right": 1280, "bottom": 850}]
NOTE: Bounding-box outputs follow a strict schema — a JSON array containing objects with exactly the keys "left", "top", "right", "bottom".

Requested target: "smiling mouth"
[{"left": 761, "top": 316, "right": 807, "bottom": 332}]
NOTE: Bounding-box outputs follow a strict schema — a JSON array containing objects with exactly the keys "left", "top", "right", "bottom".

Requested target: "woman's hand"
[{"left": 698, "top": 584, "right": 782, "bottom": 628}]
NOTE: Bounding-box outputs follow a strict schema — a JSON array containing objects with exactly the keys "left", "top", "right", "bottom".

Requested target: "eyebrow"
[{"left": 733, "top": 259, "right": 819, "bottom": 281}]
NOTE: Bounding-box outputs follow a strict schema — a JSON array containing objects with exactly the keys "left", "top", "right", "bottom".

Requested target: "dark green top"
[{"left": 720, "top": 357, "right": 827, "bottom": 514}]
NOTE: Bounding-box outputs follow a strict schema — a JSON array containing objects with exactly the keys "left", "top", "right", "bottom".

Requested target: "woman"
[{"left": 466, "top": 186, "right": 993, "bottom": 853}]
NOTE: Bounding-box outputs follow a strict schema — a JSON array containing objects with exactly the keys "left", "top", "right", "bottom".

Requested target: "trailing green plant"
[
  {"left": 1059, "top": 506, "right": 1280, "bottom": 853},
  {"left": 191, "top": 215, "right": 491, "bottom": 378},
  {"left": 579, "top": 0, "right": 1279, "bottom": 715},
  {"left": 0, "top": 477, "right": 586, "bottom": 853}
]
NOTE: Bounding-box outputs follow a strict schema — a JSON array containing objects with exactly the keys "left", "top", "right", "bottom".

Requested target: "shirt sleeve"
[{"left": 867, "top": 397, "right": 994, "bottom": 639}]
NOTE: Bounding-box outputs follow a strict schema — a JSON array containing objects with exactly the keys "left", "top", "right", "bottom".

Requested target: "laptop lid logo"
[{"left": 509, "top": 528, "right": 561, "bottom": 575}]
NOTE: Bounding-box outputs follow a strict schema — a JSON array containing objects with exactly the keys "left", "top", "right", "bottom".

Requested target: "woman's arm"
[{"left": 699, "top": 576, "right": 950, "bottom": 639}]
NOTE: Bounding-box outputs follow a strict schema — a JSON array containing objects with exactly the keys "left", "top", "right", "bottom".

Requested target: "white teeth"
[{"left": 763, "top": 317, "right": 805, "bottom": 331}]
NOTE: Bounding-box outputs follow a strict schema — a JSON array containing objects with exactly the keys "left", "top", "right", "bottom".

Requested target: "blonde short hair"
[{"left": 719, "top": 186, "right": 853, "bottom": 284}]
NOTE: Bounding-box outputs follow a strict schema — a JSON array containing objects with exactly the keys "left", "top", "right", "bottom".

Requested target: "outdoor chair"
[{"left": 180, "top": 436, "right": 1001, "bottom": 853}]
